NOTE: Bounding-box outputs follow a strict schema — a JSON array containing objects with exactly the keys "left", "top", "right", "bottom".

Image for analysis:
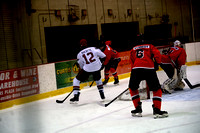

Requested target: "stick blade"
[
  {"left": 192, "top": 83, "right": 200, "bottom": 89},
  {"left": 97, "top": 101, "right": 107, "bottom": 107},
  {"left": 56, "top": 100, "right": 64, "bottom": 103},
  {"left": 105, "top": 103, "right": 109, "bottom": 107}
]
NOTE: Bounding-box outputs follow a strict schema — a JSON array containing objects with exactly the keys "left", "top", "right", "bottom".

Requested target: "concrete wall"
[
  {"left": 1, "top": 0, "right": 198, "bottom": 71},
  {"left": 21, "top": 0, "right": 195, "bottom": 65}
]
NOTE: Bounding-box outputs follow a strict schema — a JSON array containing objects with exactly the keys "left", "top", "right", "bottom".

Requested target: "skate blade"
[
  {"left": 70, "top": 101, "right": 78, "bottom": 104},
  {"left": 101, "top": 99, "right": 105, "bottom": 102},
  {"left": 132, "top": 113, "right": 142, "bottom": 117},
  {"left": 154, "top": 114, "right": 168, "bottom": 119}
]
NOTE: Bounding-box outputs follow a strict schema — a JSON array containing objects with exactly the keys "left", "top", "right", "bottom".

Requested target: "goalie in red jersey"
[
  {"left": 161, "top": 40, "right": 187, "bottom": 93},
  {"left": 99, "top": 40, "right": 121, "bottom": 85},
  {"left": 128, "top": 34, "right": 168, "bottom": 118}
]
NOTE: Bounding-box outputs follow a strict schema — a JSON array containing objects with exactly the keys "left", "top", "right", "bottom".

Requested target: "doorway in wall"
[
  {"left": 101, "top": 22, "right": 139, "bottom": 52},
  {"left": 44, "top": 24, "right": 98, "bottom": 63}
]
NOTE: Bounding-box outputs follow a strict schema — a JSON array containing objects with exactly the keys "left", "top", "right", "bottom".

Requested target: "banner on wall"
[
  {"left": 55, "top": 60, "right": 93, "bottom": 89},
  {"left": 55, "top": 51, "right": 131, "bottom": 89},
  {"left": 0, "top": 66, "right": 39, "bottom": 103},
  {"left": 117, "top": 51, "right": 131, "bottom": 75},
  {"left": 55, "top": 60, "right": 78, "bottom": 89}
]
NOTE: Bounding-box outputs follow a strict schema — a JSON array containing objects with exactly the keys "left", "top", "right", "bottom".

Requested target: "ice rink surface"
[{"left": 0, "top": 65, "right": 200, "bottom": 133}]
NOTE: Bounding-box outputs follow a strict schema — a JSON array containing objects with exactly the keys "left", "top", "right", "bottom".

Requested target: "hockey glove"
[{"left": 154, "top": 62, "right": 160, "bottom": 71}]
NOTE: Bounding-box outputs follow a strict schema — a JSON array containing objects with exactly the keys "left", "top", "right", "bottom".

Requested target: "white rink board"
[
  {"left": 0, "top": 65, "right": 200, "bottom": 133},
  {"left": 185, "top": 42, "right": 200, "bottom": 62},
  {"left": 38, "top": 63, "right": 57, "bottom": 93},
  {"left": 194, "top": 42, "right": 200, "bottom": 61}
]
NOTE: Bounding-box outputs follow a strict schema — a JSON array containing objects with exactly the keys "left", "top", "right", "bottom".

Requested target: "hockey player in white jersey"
[{"left": 70, "top": 39, "right": 106, "bottom": 103}]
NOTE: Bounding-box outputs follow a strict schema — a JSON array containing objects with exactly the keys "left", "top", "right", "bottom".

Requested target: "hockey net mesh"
[{"left": 119, "top": 80, "right": 150, "bottom": 101}]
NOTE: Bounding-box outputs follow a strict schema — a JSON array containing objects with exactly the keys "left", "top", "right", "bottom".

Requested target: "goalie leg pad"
[
  {"left": 118, "top": 89, "right": 131, "bottom": 101},
  {"left": 178, "top": 81, "right": 185, "bottom": 89},
  {"left": 162, "top": 78, "right": 176, "bottom": 93},
  {"left": 174, "top": 71, "right": 185, "bottom": 90},
  {"left": 180, "top": 65, "right": 187, "bottom": 79},
  {"left": 174, "top": 81, "right": 185, "bottom": 91}
]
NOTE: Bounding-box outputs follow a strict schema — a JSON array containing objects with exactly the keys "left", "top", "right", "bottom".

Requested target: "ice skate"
[
  {"left": 131, "top": 102, "right": 142, "bottom": 117},
  {"left": 152, "top": 105, "right": 168, "bottom": 119},
  {"left": 99, "top": 90, "right": 105, "bottom": 100},
  {"left": 103, "top": 78, "right": 109, "bottom": 85},
  {"left": 114, "top": 76, "right": 119, "bottom": 85},
  {"left": 70, "top": 92, "right": 80, "bottom": 104}
]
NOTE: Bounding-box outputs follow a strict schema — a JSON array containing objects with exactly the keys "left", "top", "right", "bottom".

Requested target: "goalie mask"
[{"left": 174, "top": 40, "right": 181, "bottom": 47}]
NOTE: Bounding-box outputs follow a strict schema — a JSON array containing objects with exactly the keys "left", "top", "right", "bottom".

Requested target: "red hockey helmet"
[
  {"left": 105, "top": 41, "right": 111, "bottom": 46},
  {"left": 80, "top": 39, "right": 87, "bottom": 47}
]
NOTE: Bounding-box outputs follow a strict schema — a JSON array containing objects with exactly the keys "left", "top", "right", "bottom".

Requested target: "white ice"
[{"left": 0, "top": 65, "right": 200, "bottom": 133}]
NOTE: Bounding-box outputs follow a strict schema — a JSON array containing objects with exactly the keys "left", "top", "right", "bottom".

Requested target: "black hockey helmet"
[{"left": 135, "top": 33, "right": 145, "bottom": 45}]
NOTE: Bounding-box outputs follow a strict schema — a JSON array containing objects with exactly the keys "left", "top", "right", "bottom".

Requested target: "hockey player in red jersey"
[
  {"left": 161, "top": 40, "right": 187, "bottom": 93},
  {"left": 99, "top": 40, "right": 121, "bottom": 85},
  {"left": 128, "top": 35, "right": 168, "bottom": 118}
]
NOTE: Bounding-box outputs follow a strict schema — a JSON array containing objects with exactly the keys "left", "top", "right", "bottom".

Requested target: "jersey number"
[
  {"left": 136, "top": 49, "right": 144, "bottom": 58},
  {"left": 82, "top": 52, "right": 96, "bottom": 64}
]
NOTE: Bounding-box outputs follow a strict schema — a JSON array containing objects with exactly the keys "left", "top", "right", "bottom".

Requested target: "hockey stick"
[
  {"left": 89, "top": 81, "right": 94, "bottom": 87},
  {"left": 104, "top": 88, "right": 129, "bottom": 107},
  {"left": 56, "top": 91, "right": 73, "bottom": 103},
  {"left": 184, "top": 78, "right": 200, "bottom": 89},
  {"left": 168, "top": 56, "right": 200, "bottom": 89}
]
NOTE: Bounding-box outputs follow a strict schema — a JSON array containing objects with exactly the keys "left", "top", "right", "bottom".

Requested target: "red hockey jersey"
[
  {"left": 130, "top": 44, "right": 161, "bottom": 69},
  {"left": 103, "top": 45, "right": 120, "bottom": 66},
  {"left": 161, "top": 46, "right": 187, "bottom": 69}
]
